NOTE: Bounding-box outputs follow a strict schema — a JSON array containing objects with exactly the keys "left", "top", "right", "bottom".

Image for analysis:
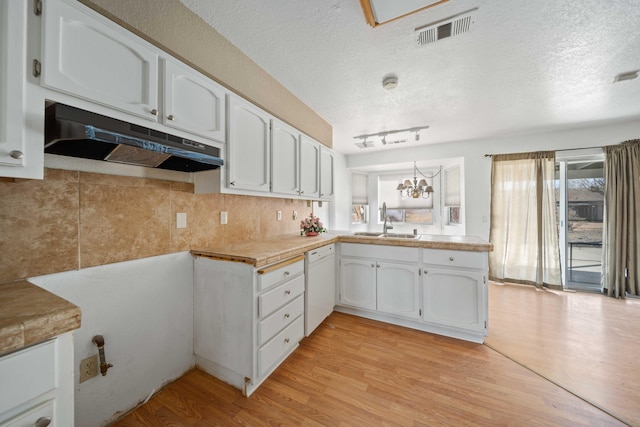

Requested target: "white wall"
[
  {"left": 345, "top": 119, "right": 640, "bottom": 240},
  {"left": 30, "top": 252, "right": 195, "bottom": 427}
]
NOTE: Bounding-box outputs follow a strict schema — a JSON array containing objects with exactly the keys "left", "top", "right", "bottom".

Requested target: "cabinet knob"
[
  {"left": 371, "top": 263, "right": 375, "bottom": 268},
  {"left": 376, "top": 264, "right": 380, "bottom": 268},
  {"left": 167, "top": 114, "right": 174, "bottom": 121},
  {"left": 300, "top": 191, "right": 304, "bottom": 195},
  {"left": 284, "top": 338, "right": 290, "bottom": 343},
  {"left": 150, "top": 108, "right": 158, "bottom": 116},
  {"left": 449, "top": 257, "right": 454, "bottom": 262},
  {"left": 34, "top": 417, "right": 51, "bottom": 427},
  {"left": 424, "top": 270, "right": 428, "bottom": 274},
  {"left": 284, "top": 271, "right": 290, "bottom": 276},
  {"left": 9, "top": 150, "right": 24, "bottom": 160},
  {"left": 284, "top": 313, "right": 290, "bottom": 318},
  {"left": 229, "top": 181, "right": 236, "bottom": 186},
  {"left": 285, "top": 290, "right": 291, "bottom": 295}
]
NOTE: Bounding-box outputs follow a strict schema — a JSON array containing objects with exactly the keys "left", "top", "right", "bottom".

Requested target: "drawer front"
[
  {"left": 259, "top": 260, "right": 304, "bottom": 292},
  {"left": 340, "top": 243, "right": 419, "bottom": 263},
  {"left": 1, "top": 398, "right": 54, "bottom": 427},
  {"left": 422, "top": 248, "right": 486, "bottom": 269},
  {"left": 258, "top": 295, "right": 304, "bottom": 346},
  {"left": 259, "top": 274, "right": 305, "bottom": 318},
  {"left": 258, "top": 316, "right": 304, "bottom": 377},
  {"left": 0, "top": 340, "right": 56, "bottom": 415}
]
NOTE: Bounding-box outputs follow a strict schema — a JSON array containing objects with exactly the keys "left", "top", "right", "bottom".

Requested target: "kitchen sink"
[
  {"left": 353, "top": 232, "right": 384, "bottom": 237},
  {"left": 381, "top": 233, "right": 419, "bottom": 239}
]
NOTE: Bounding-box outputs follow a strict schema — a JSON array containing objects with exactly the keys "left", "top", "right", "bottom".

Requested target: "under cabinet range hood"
[{"left": 45, "top": 103, "right": 223, "bottom": 172}]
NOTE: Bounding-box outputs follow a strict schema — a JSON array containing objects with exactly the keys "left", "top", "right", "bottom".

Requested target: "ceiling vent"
[{"left": 415, "top": 10, "right": 475, "bottom": 46}]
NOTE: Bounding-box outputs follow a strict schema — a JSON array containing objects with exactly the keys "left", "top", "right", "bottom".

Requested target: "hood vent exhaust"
[
  {"left": 45, "top": 103, "right": 224, "bottom": 172},
  {"left": 415, "top": 9, "right": 476, "bottom": 46}
]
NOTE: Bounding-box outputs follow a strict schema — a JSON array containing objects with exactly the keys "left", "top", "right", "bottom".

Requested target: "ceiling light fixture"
[
  {"left": 353, "top": 125, "right": 429, "bottom": 149},
  {"left": 397, "top": 161, "right": 440, "bottom": 199},
  {"left": 614, "top": 70, "right": 639, "bottom": 83},
  {"left": 382, "top": 75, "right": 398, "bottom": 90}
]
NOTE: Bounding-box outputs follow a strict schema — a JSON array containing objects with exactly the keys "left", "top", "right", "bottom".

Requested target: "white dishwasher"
[{"left": 305, "top": 243, "right": 336, "bottom": 336}]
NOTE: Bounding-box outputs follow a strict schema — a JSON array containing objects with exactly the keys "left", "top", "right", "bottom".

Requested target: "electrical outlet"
[
  {"left": 80, "top": 354, "right": 98, "bottom": 383},
  {"left": 220, "top": 211, "right": 228, "bottom": 225},
  {"left": 277, "top": 210, "right": 282, "bottom": 221},
  {"left": 176, "top": 212, "right": 187, "bottom": 229}
]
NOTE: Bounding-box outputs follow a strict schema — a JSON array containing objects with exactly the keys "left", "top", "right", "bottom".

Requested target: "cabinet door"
[
  {"left": 319, "top": 146, "right": 334, "bottom": 200},
  {"left": 377, "top": 262, "right": 420, "bottom": 319},
  {"left": 41, "top": 0, "right": 159, "bottom": 120},
  {"left": 0, "top": 0, "right": 42, "bottom": 179},
  {"left": 339, "top": 258, "right": 376, "bottom": 310},
  {"left": 227, "top": 95, "right": 271, "bottom": 192},
  {"left": 271, "top": 119, "right": 299, "bottom": 195},
  {"left": 422, "top": 268, "right": 486, "bottom": 332},
  {"left": 299, "top": 135, "right": 320, "bottom": 198},
  {"left": 162, "top": 59, "right": 225, "bottom": 142}
]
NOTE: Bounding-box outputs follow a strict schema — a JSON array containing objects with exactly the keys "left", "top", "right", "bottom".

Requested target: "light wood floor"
[
  {"left": 112, "top": 307, "right": 628, "bottom": 426},
  {"left": 485, "top": 282, "right": 640, "bottom": 426}
]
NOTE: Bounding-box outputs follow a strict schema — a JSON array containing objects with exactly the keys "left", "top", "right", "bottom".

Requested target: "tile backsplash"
[{"left": 0, "top": 169, "right": 308, "bottom": 282}]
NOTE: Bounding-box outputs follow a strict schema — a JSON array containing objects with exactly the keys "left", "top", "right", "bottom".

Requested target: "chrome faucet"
[{"left": 382, "top": 202, "right": 393, "bottom": 233}]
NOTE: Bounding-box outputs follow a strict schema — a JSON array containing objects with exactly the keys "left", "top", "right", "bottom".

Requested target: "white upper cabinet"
[
  {"left": 320, "top": 146, "right": 334, "bottom": 200},
  {"left": 227, "top": 95, "right": 271, "bottom": 192},
  {"left": 162, "top": 59, "right": 225, "bottom": 142},
  {"left": 299, "top": 135, "right": 320, "bottom": 198},
  {"left": 41, "top": 0, "right": 159, "bottom": 120},
  {"left": 271, "top": 119, "right": 299, "bottom": 195},
  {"left": 0, "top": 0, "right": 43, "bottom": 179}
]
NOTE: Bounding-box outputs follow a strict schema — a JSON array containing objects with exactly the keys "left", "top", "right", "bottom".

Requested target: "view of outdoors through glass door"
[{"left": 557, "top": 159, "right": 605, "bottom": 291}]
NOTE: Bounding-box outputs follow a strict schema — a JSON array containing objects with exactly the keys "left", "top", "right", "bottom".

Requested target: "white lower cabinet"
[
  {"left": 194, "top": 256, "right": 304, "bottom": 396},
  {"left": 0, "top": 332, "right": 74, "bottom": 426},
  {"left": 337, "top": 243, "right": 488, "bottom": 343}
]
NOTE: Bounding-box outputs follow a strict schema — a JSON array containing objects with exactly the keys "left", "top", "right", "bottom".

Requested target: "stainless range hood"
[{"left": 45, "top": 103, "right": 223, "bottom": 172}]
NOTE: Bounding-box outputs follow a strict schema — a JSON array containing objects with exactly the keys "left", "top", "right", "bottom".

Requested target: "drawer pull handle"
[
  {"left": 284, "top": 271, "right": 290, "bottom": 276},
  {"left": 284, "top": 338, "right": 290, "bottom": 343},
  {"left": 284, "top": 313, "right": 290, "bottom": 318},
  {"left": 285, "top": 290, "right": 291, "bottom": 295},
  {"left": 34, "top": 417, "right": 52, "bottom": 427},
  {"left": 449, "top": 257, "right": 454, "bottom": 261},
  {"left": 9, "top": 150, "right": 24, "bottom": 159}
]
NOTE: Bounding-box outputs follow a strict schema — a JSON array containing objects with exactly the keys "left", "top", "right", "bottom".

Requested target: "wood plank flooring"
[
  {"left": 112, "top": 309, "right": 626, "bottom": 426},
  {"left": 485, "top": 282, "right": 640, "bottom": 426}
]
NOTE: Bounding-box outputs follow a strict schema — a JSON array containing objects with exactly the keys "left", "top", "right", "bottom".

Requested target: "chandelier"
[{"left": 396, "top": 162, "right": 435, "bottom": 199}]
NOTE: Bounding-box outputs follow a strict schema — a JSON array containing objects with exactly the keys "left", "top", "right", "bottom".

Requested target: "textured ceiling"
[{"left": 180, "top": 0, "right": 640, "bottom": 154}]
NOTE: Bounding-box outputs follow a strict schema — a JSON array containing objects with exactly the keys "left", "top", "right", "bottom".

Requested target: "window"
[
  {"left": 377, "top": 172, "right": 434, "bottom": 225},
  {"left": 444, "top": 166, "right": 461, "bottom": 225},
  {"left": 351, "top": 172, "right": 368, "bottom": 224}
]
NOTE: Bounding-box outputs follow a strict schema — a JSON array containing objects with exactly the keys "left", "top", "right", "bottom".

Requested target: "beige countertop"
[
  {"left": 192, "top": 233, "right": 492, "bottom": 268},
  {"left": 0, "top": 280, "right": 81, "bottom": 356}
]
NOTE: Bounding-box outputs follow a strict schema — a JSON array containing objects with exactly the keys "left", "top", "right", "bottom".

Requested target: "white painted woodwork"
[
  {"left": 422, "top": 267, "right": 486, "bottom": 332},
  {"left": 226, "top": 94, "right": 271, "bottom": 192},
  {"left": 162, "top": 58, "right": 225, "bottom": 142},
  {"left": 299, "top": 134, "right": 320, "bottom": 198},
  {"left": 0, "top": 0, "right": 43, "bottom": 179},
  {"left": 0, "top": 332, "right": 74, "bottom": 426},
  {"left": 194, "top": 256, "right": 305, "bottom": 396},
  {"left": 319, "top": 146, "right": 335, "bottom": 200},
  {"left": 336, "top": 243, "right": 488, "bottom": 343},
  {"left": 271, "top": 119, "right": 300, "bottom": 195},
  {"left": 339, "top": 258, "right": 377, "bottom": 310},
  {"left": 41, "top": 0, "right": 159, "bottom": 120},
  {"left": 377, "top": 262, "right": 421, "bottom": 319}
]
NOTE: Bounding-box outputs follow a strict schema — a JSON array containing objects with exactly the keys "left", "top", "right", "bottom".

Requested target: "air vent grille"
[{"left": 416, "top": 11, "right": 474, "bottom": 46}]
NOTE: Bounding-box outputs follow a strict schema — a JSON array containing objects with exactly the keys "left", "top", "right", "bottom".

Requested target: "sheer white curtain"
[{"left": 489, "top": 152, "right": 561, "bottom": 287}]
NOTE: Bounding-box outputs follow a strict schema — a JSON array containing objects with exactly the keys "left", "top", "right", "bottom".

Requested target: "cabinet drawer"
[
  {"left": 258, "top": 295, "right": 304, "bottom": 346},
  {"left": 422, "top": 248, "right": 485, "bottom": 269},
  {"left": 340, "top": 243, "right": 419, "bottom": 262},
  {"left": 259, "top": 275, "right": 305, "bottom": 318},
  {"left": 258, "top": 316, "right": 304, "bottom": 377},
  {"left": 0, "top": 340, "right": 56, "bottom": 415},
  {"left": 258, "top": 260, "right": 304, "bottom": 292},
  {"left": 1, "top": 398, "right": 54, "bottom": 427}
]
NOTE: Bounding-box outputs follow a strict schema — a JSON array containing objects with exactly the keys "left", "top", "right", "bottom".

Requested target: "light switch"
[
  {"left": 293, "top": 211, "right": 298, "bottom": 220},
  {"left": 221, "top": 211, "right": 228, "bottom": 225},
  {"left": 176, "top": 212, "right": 187, "bottom": 229},
  {"left": 277, "top": 210, "right": 282, "bottom": 221}
]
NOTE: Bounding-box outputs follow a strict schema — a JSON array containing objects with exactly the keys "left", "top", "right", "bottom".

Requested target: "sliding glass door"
[{"left": 556, "top": 152, "right": 604, "bottom": 291}]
